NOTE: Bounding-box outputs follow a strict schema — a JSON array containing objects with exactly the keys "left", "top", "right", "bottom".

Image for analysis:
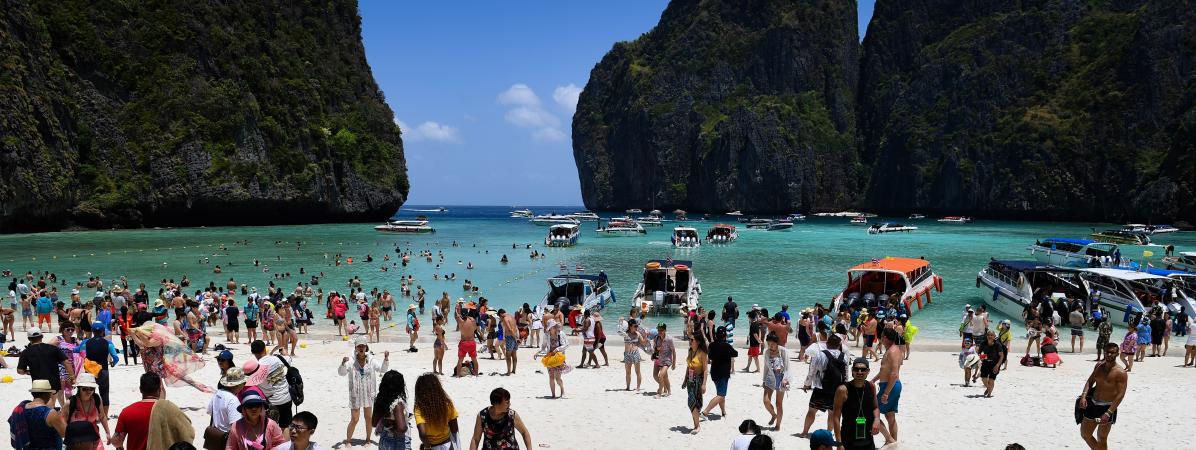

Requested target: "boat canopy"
[
  {"left": 1079, "top": 268, "right": 1167, "bottom": 281},
  {"left": 1144, "top": 268, "right": 1195, "bottom": 277},
  {"left": 1043, "top": 238, "right": 1095, "bottom": 245},
  {"left": 849, "top": 257, "right": 930, "bottom": 276}
]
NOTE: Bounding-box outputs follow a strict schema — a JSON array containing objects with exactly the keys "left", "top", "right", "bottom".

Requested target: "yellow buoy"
[
  {"left": 300, "top": 343, "right": 307, "bottom": 349},
  {"left": 1143, "top": 250, "right": 1154, "bottom": 258},
  {"left": 1, "top": 375, "right": 13, "bottom": 383}
]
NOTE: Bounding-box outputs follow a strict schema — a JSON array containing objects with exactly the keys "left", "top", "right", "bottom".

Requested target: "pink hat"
[{"left": 242, "top": 359, "right": 269, "bottom": 387}]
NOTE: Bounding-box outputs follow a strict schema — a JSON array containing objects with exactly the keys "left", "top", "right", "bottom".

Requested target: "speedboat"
[
  {"left": 568, "top": 211, "right": 600, "bottom": 221},
  {"left": 833, "top": 257, "right": 943, "bottom": 316},
  {"left": 787, "top": 213, "right": 806, "bottom": 221},
  {"left": 633, "top": 260, "right": 700, "bottom": 314},
  {"left": 850, "top": 216, "right": 868, "bottom": 225},
  {"left": 705, "top": 224, "right": 737, "bottom": 243},
  {"left": 1027, "top": 238, "right": 1119, "bottom": 268},
  {"left": 649, "top": 209, "right": 662, "bottom": 217},
  {"left": 744, "top": 218, "right": 773, "bottom": 229},
  {"left": 1162, "top": 252, "right": 1196, "bottom": 272},
  {"left": 1090, "top": 229, "right": 1151, "bottom": 245},
  {"left": 626, "top": 208, "right": 643, "bottom": 214},
  {"left": 595, "top": 218, "right": 646, "bottom": 236},
  {"left": 937, "top": 216, "right": 973, "bottom": 223},
  {"left": 727, "top": 211, "right": 743, "bottom": 216},
  {"left": 538, "top": 273, "right": 615, "bottom": 313},
  {"left": 1147, "top": 224, "right": 1179, "bottom": 234},
  {"left": 671, "top": 226, "right": 701, "bottom": 248},
  {"left": 530, "top": 214, "right": 580, "bottom": 226},
  {"left": 976, "top": 260, "right": 1087, "bottom": 319},
  {"left": 544, "top": 223, "right": 580, "bottom": 247},
  {"left": 1078, "top": 268, "right": 1173, "bottom": 326},
  {"left": 510, "top": 209, "right": 533, "bottom": 218},
  {"left": 1144, "top": 269, "right": 1196, "bottom": 322},
  {"left": 867, "top": 223, "right": 917, "bottom": 234},
  {"left": 766, "top": 221, "right": 793, "bottom": 231},
  {"left": 1124, "top": 224, "right": 1179, "bottom": 234},
  {"left": 636, "top": 216, "right": 663, "bottom": 227},
  {"left": 674, "top": 209, "right": 688, "bottom": 221},
  {"left": 908, "top": 214, "right": 926, "bottom": 219},
  {"left": 374, "top": 220, "right": 435, "bottom": 233}
]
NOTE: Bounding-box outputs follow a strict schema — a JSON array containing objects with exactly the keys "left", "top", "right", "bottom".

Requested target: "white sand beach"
[{"left": 2, "top": 329, "right": 1187, "bottom": 449}]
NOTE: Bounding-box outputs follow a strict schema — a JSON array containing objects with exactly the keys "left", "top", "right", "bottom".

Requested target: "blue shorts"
[
  {"left": 504, "top": 336, "right": 518, "bottom": 352},
  {"left": 713, "top": 377, "right": 729, "bottom": 397},
  {"left": 877, "top": 380, "right": 902, "bottom": 414}
]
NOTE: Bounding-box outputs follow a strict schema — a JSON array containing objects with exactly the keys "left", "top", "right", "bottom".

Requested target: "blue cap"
[
  {"left": 216, "top": 350, "right": 234, "bottom": 361},
  {"left": 91, "top": 321, "right": 105, "bottom": 331},
  {"left": 810, "top": 429, "right": 840, "bottom": 448}
]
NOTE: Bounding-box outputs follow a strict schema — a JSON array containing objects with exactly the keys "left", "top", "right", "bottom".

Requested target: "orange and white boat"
[{"left": 832, "top": 257, "right": 943, "bottom": 315}]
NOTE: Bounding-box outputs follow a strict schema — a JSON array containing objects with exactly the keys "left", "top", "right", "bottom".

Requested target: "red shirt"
[{"left": 116, "top": 399, "right": 156, "bottom": 450}]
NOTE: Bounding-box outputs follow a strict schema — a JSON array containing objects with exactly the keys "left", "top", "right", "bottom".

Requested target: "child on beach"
[{"left": 1120, "top": 324, "right": 1138, "bottom": 372}]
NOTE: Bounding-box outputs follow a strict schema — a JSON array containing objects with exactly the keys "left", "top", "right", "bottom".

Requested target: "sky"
[{"left": 360, "top": 1, "right": 877, "bottom": 206}]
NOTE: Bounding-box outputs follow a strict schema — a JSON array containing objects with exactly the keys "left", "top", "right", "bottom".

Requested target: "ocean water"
[{"left": 2, "top": 205, "right": 1192, "bottom": 339}]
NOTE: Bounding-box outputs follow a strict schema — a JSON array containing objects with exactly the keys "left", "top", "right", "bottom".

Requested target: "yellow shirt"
[{"left": 414, "top": 403, "right": 458, "bottom": 445}]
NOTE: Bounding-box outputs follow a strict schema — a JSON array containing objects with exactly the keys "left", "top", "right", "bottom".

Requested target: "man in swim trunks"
[
  {"left": 861, "top": 313, "right": 877, "bottom": 361},
  {"left": 500, "top": 309, "right": 519, "bottom": 375},
  {"left": 1079, "top": 342, "right": 1127, "bottom": 450},
  {"left": 456, "top": 308, "right": 479, "bottom": 377},
  {"left": 871, "top": 327, "right": 902, "bottom": 445}
]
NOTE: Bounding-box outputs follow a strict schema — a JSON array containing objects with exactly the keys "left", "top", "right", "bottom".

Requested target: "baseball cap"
[
  {"left": 809, "top": 429, "right": 841, "bottom": 448},
  {"left": 216, "top": 350, "right": 234, "bottom": 361},
  {"left": 27, "top": 327, "right": 43, "bottom": 339}
]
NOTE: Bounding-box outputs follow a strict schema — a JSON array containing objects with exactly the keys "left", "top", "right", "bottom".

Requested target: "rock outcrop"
[{"left": 0, "top": 0, "right": 407, "bottom": 232}]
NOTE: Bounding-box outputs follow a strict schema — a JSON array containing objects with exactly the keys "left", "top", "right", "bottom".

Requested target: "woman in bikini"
[
  {"left": 652, "top": 323, "right": 676, "bottom": 398},
  {"left": 433, "top": 316, "right": 447, "bottom": 375}
]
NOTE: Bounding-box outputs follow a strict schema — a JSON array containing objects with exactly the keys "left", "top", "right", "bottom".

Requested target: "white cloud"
[
  {"left": 497, "top": 84, "right": 541, "bottom": 107},
  {"left": 396, "top": 118, "right": 461, "bottom": 143},
  {"left": 532, "top": 127, "right": 568, "bottom": 142},
  {"left": 504, "top": 106, "right": 560, "bottom": 128},
  {"left": 552, "top": 84, "right": 582, "bottom": 114}
]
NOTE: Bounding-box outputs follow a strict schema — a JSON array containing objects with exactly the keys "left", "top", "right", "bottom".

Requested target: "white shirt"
[
  {"left": 257, "top": 355, "right": 292, "bottom": 405},
  {"left": 804, "top": 347, "right": 851, "bottom": 389},
  {"left": 730, "top": 434, "right": 755, "bottom": 450},
  {"left": 277, "top": 442, "right": 328, "bottom": 450},
  {"left": 206, "top": 389, "right": 242, "bottom": 432}
]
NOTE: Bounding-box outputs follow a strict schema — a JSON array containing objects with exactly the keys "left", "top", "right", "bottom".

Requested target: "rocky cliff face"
[
  {"left": 0, "top": 0, "right": 407, "bottom": 232},
  {"left": 575, "top": 0, "right": 1196, "bottom": 221},
  {"left": 573, "top": 0, "right": 860, "bottom": 213}
]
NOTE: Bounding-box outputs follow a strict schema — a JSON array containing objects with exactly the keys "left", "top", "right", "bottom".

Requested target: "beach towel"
[{"left": 146, "top": 399, "right": 194, "bottom": 450}]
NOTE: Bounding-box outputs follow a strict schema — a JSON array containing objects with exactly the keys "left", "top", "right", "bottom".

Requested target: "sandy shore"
[{"left": 1, "top": 327, "right": 1188, "bottom": 449}]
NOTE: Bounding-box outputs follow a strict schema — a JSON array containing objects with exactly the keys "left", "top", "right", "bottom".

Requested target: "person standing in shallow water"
[{"left": 1079, "top": 342, "right": 1128, "bottom": 450}]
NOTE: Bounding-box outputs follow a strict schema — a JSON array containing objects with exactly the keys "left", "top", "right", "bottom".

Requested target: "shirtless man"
[
  {"left": 456, "top": 309, "right": 480, "bottom": 377},
  {"left": 1078, "top": 342, "right": 1128, "bottom": 450},
  {"left": 861, "top": 314, "right": 878, "bottom": 361},
  {"left": 871, "top": 327, "right": 902, "bottom": 445},
  {"left": 500, "top": 309, "right": 519, "bottom": 375}
]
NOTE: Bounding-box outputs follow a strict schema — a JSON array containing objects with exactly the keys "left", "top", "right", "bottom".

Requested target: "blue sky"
[{"left": 360, "top": 1, "right": 876, "bottom": 206}]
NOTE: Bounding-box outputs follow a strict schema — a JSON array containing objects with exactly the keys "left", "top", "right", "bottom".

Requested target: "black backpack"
[
  {"left": 821, "top": 350, "right": 847, "bottom": 392},
  {"left": 278, "top": 356, "right": 305, "bottom": 406}
]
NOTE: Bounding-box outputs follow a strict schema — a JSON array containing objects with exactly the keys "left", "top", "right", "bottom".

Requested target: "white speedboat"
[
  {"left": 596, "top": 218, "right": 646, "bottom": 236},
  {"left": 1123, "top": 224, "right": 1179, "bottom": 235},
  {"left": 538, "top": 273, "right": 615, "bottom": 313},
  {"left": 867, "top": 223, "right": 917, "bottom": 234},
  {"left": 671, "top": 226, "right": 700, "bottom": 248},
  {"left": 743, "top": 218, "right": 772, "bottom": 229},
  {"left": 1090, "top": 229, "right": 1151, "bottom": 245},
  {"left": 636, "top": 216, "right": 663, "bottom": 227},
  {"left": 908, "top": 214, "right": 926, "bottom": 219},
  {"left": 633, "top": 260, "right": 700, "bottom": 314},
  {"left": 374, "top": 220, "right": 435, "bottom": 233},
  {"left": 568, "top": 211, "right": 600, "bottom": 221},
  {"left": 833, "top": 257, "right": 943, "bottom": 316},
  {"left": 626, "top": 208, "right": 643, "bottom": 214},
  {"left": 530, "top": 215, "right": 580, "bottom": 226},
  {"left": 976, "top": 260, "right": 1088, "bottom": 320},
  {"left": 1162, "top": 252, "right": 1196, "bottom": 272},
  {"left": 510, "top": 209, "right": 533, "bottom": 218},
  {"left": 1145, "top": 269, "right": 1196, "bottom": 323},
  {"left": 705, "top": 224, "right": 737, "bottom": 243},
  {"left": 766, "top": 221, "right": 793, "bottom": 231},
  {"left": 850, "top": 215, "right": 868, "bottom": 225},
  {"left": 1148, "top": 224, "right": 1179, "bottom": 234},
  {"left": 1078, "top": 268, "right": 1173, "bottom": 326},
  {"left": 787, "top": 213, "right": 806, "bottom": 221},
  {"left": 544, "top": 223, "right": 580, "bottom": 247},
  {"left": 727, "top": 211, "right": 743, "bottom": 216},
  {"left": 1027, "top": 238, "right": 1119, "bottom": 268},
  {"left": 937, "top": 216, "right": 973, "bottom": 223}
]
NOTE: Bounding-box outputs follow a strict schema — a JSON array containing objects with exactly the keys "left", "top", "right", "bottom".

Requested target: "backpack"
[
  {"left": 278, "top": 357, "right": 305, "bottom": 406},
  {"left": 820, "top": 350, "right": 847, "bottom": 392}
]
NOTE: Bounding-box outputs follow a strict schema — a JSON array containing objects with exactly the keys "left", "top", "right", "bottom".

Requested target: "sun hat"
[
  {"left": 74, "top": 373, "right": 99, "bottom": 390},
  {"left": 241, "top": 360, "right": 269, "bottom": 387},
  {"left": 29, "top": 379, "right": 55, "bottom": 393},
  {"left": 220, "top": 368, "right": 248, "bottom": 387},
  {"left": 27, "top": 327, "right": 43, "bottom": 339},
  {"left": 810, "top": 429, "right": 841, "bottom": 448},
  {"left": 353, "top": 335, "right": 369, "bottom": 347},
  {"left": 457, "top": 298, "right": 465, "bottom": 303},
  {"left": 408, "top": 304, "right": 417, "bottom": 311},
  {"left": 237, "top": 391, "right": 268, "bottom": 412},
  {"left": 64, "top": 420, "right": 101, "bottom": 445},
  {"left": 154, "top": 299, "right": 164, "bottom": 307}
]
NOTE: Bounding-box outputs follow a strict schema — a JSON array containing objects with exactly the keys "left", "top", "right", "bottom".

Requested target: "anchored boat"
[
  {"left": 705, "top": 224, "right": 737, "bottom": 244},
  {"left": 544, "top": 223, "right": 580, "bottom": 247},
  {"left": 850, "top": 216, "right": 869, "bottom": 225},
  {"left": 937, "top": 216, "right": 973, "bottom": 223},
  {"left": 538, "top": 273, "right": 615, "bottom": 313},
  {"left": 1027, "top": 238, "right": 1119, "bottom": 268},
  {"left": 633, "top": 260, "right": 701, "bottom": 314},
  {"left": 833, "top": 257, "right": 943, "bottom": 316},
  {"left": 1090, "top": 229, "right": 1151, "bottom": 245},
  {"left": 1162, "top": 252, "right": 1196, "bottom": 272},
  {"left": 671, "top": 226, "right": 700, "bottom": 248},
  {"left": 867, "top": 223, "right": 917, "bottom": 234},
  {"left": 531, "top": 214, "right": 580, "bottom": 226},
  {"left": 596, "top": 218, "right": 646, "bottom": 236},
  {"left": 1077, "top": 268, "right": 1172, "bottom": 326},
  {"left": 374, "top": 219, "right": 435, "bottom": 233},
  {"left": 976, "top": 260, "right": 1087, "bottom": 320}
]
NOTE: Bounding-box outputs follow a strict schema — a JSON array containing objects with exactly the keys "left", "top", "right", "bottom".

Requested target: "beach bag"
[
  {"left": 1019, "top": 354, "right": 1041, "bottom": 367},
  {"left": 820, "top": 350, "right": 847, "bottom": 393},
  {"left": 542, "top": 351, "right": 565, "bottom": 368},
  {"left": 8, "top": 400, "right": 32, "bottom": 450},
  {"left": 202, "top": 424, "right": 228, "bottom": 450},
  {"left": 278, "top": 357, "right": 305, "bottom": 406}
]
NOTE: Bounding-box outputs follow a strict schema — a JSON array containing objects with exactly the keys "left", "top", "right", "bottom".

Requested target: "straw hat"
[
  {"left": 74, "top": 373, "right": 99, "bottom": 390},
  {"left": 408, "top": 304, "right": 417, "bottom": 311},
  {"left": 154, "top": 299, "right": 164, "bottom": 307},
  {"left": 571, "top": 305, "right": 583, "bottom": 311},
  {"left": 29, "top": 379, "right": 55, "bottom": 393},
  {"left": 220, "top": 368, "right": 248, "bottom": 387}
]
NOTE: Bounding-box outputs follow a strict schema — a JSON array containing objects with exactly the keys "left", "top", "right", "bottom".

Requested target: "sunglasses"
[
  {"left": 287, "top": 424, "right": 310, "bottom": 431},
  {"left": 851, "top": 367, "right": 869, "bottom": 372}
]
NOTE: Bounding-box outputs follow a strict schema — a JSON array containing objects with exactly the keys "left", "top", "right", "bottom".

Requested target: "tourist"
[
  {"left": 997, "top": 320, "right": 1013, "bottom": 370},
  {"left": 225, "top": 298, "right": 241, "bottom": 344},
  {"left": 113, "top": 373, "right": 195, "bottom": 450},
  {"left": 500, "top": 309, "right": 519, "bottom": 375},
  {"left": 722, "top": 296, "right": 739, "bottom": 329},
  {"left": 651, "top": 323, "right": 676, "bottom": 398},
  {"left": 9, "top": 379, "right": 67, "bottom": 450},
  {"left": 371, "top": 370, "right": 410, "bottom": 450},
  {"left": 130, "top": 321, "right": 213, "bottom": 393},
  {"left": 206, "top": 368, "right": 247, "bottom": 450},
  {"left": 702, "top": 326, "right": 737, "bottom": 418},
  {"left": 64, "top": 420, "right": 102, "bottom": 450},
  {"left": 960, "top": 306, "right": 976, "bottom": 344},
  {"left": 1079, "top": 342, "right": 1128, "bottom": 450},
  {"left": 761, "top": 333, "right": 790, "bottom": 431},
  {"left": 800, "top": 334, "right": 850, "bottom": 438},
  {"left": 1041, "top": 335, "right": 1063, "bottom": 368},
  {"left": 1119, "top": 322, "right": 1137, "bottom": 372},
  {"left": 278, "top": 411, "right": 327, "bottom": 450},
  {"left": 244, "top": 297, "right": 260, "bottom": 343},
  {"left": 1095, "top": 318, "right": 1113, "bottom": 362},
  {"left": 1025, "top": 309, "right": 1042, "bottom": 355},
  {"left": 67, "top": 373, "right": 111, "bottom": 449},
  {"left": 592, "top": 310, "right": 609, "bottom": 366},
  {"left": 1149, "top": 310, "right": 1166, "bottom": 357},
  {"left": 1161, "top": 311, "right": 1171, "bottom": 356},
  {"left": 621, "top": 319, "right": 648, "bottom": 390},
  {"left": 1069, "top": 305, "right": 1086, "bottom": 353},
  {"left": 82, "top": 321, "right": 119, "bottom": 409},
  {"left": 1185, "top": 317, "right": 1196, "bottom": 366},
  {"left": 683, "top": 334, "right": 708, "bottom": 434},
  {"left": 979, "top": 330, "right": 1006, "bottom": 397},
  {"left": 338, "top": 336, "right": 389, "bottom": 447},
  {"left": 773, "top": 312, "right": 794, "bottom": 349},
  {"left": 871, "top": 327, "right": 902, "bottom": 443},
  {"left": 831, "top": 357, "right": 880, "bottom": 450},
  {"left": 468, "top": 387, "right": 532, "bottom": 450},
  {"left": 808, "top": 429, "right": 841, "bottom": 450},
  {"left": 730, "top": 419, "right": 763, "bottom": 450},
  {"left": 432, "top": 315, "right": 447, "bottom": 375},
  {"left": 859, "top": 311, "right": 877, "bottom": 362},
  {"left": 16, "top": 327, "right": 72, "bottom": 409},
  {"left": 1133, "top": 318, "right": 1150, "bottom": 362},
  {"left": 538, "top": 320, "right": 571, "bottom": 398},
  {"left": 413, "top": 373, "right": 460, "bottom": 450},
  {"left": 747, "top": 434, "right": 774, "bottom": 450},
  {"left": 226, "top": 391, "right": 286, "bottom": 450},
  {"left": 251, "top": 339, "right": 294, "bottom": 427},
  {"left": 406, "top": 304, "right": 420, "bottom": 352},
  {"left": 959, "top": 337, "right": 978, "bottom": 386},
  {"left": 455, "top": 308, "right": 479, "bottom": 377}
]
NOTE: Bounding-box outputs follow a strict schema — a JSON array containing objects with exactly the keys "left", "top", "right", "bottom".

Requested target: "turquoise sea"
[{"left": 3, "top": 206, "right": 1193, "bottom": 339}]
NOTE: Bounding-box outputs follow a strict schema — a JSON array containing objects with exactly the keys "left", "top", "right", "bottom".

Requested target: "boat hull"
[{"left": 976, "top": 270, "right": 1031, "bottom": 320}]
